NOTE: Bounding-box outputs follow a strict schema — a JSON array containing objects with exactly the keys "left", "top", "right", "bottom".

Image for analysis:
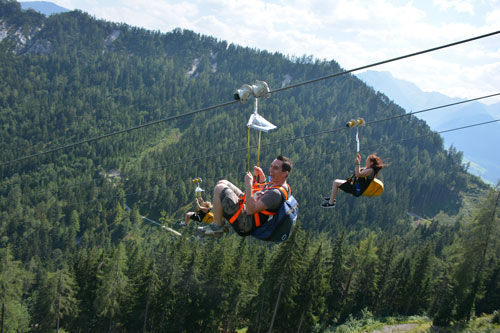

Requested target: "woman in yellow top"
[
  {"left": 321, "top": 153, "right": 387, "bottom": 208},
  {"left": 179, "top": 197, "right": 214, "bottom": 226}
]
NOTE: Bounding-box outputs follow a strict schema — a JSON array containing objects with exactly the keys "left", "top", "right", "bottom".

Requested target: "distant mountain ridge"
[
  {"left": 20, "top": 1, "right": 68, "bottom": 16},
  {"left": 357, "top": 70, "right": 500, "bottom": 184}
]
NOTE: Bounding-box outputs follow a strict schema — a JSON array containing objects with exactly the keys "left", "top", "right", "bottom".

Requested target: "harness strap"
[
  {"left": 347, "top": 170, "right": 375, "bottom": 197},
  {"left": 228, "top": 184, "right": 290, "bottom": 226},
  {"left": 228, "top": 193, "right": 246, "bottom": 224},
  {"left": 254, "top": 213, "right": 262, "bottom": 227},
  {"left": 252, "top": 182, "right": 267, "bottom": 194}
]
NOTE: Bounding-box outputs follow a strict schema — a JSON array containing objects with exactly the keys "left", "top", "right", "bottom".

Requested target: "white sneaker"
[{"left": 197, "top": 223, "right": 224, "bottom": 238}]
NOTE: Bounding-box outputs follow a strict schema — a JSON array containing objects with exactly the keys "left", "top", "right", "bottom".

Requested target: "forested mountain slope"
[
  {"left": 1, "top": 0, "right": 474, "bottom": 223},
  {"left": 0, "top": 1, "right": 498, "bottom": 332}
]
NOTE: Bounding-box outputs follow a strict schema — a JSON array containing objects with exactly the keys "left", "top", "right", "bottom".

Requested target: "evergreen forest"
[{"left": 1, "top": 1, "right": 499, "bottom": 331}]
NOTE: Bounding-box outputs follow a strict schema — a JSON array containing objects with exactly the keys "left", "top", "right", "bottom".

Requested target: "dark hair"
[
  {"left": 276, "top": 155, "right": 292, "bottom": 173},
  {"left": 367, "top": 154, "right": 387, "bottom": 176}
]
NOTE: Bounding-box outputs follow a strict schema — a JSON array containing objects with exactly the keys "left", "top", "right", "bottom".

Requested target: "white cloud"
[
  {"left": 486, "top": 9, "right": 500, "bottom": 25},
  {"left": 106, "top": 1, "right": 199, "bottom": 31},
  {"left": 433, "top": 0, "right": 475, "bottom": 14}
]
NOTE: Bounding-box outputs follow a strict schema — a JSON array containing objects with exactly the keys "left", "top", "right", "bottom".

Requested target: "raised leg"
[
  {"left": 184, "top": 212, "right": 193, "bottom": 225},
  {"left": 212, "top": 182, "right": 226, "bottom": 227},
  {"left": 329, "top": 179, "right": 346, "bottom": 203}
]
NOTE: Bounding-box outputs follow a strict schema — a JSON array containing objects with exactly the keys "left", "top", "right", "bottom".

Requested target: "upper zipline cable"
[
  {"left": 1, "top": 29, "right": 499, "bottom": 167},
  {"left": 0, "top": 100, "right": 238, "bottom": 167},
  {"left": 269, "top": 29, "right": 500, "bottom": 94}
]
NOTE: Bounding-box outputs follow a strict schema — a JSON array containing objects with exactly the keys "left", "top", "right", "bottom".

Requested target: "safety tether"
[
  {"left": 192, "top": 177, "right": 204, "bottom": 197},
  {"left": 247, "top": 97, "right": 276, "bottom": 170},
  {"left": 347, "top": 117, "right": 365, "bottom": 154},
  {"left": 356, "top": 127, "right": 360, "bottom": 153}
]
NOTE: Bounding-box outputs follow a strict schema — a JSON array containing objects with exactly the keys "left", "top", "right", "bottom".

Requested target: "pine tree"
[
  {"left": 139, "top": 259, "right": 161, "bottom": 333},
  {"left": 196, "top": 237, "right": 228, "bottom": 331},
  {"left": 324, "top": 230, "right": 350, "bottom": 324},
  {"left": 405, "top": 242, "right": 434, "bottom": 315},
  {"left": 31, "top": 268, "right": 78, "bottom": 331},
  {"left": 73, "top": 247, "right": 103, "bottom": 331},
  {"left": 432, "top": 268, "right": 455, "bottom": 327},
  {"left": 349, "top": 232, "right": 379, "bottom": 315},
  {"left": 454, "top": 187, "right": 499, "bottom": 321},
  {"left": 94, "top": 243, "right": 130, "bottom": 331},
  {"left": 220, "top": 237, "right": 260, "bottom": 332},
  {"left": 65, "top": 209, "right": 80, "bottom": 251},
  {"left": 373, "top": 237, "right": 397, "bottom": 316},
  {"left": 255, "top": 224, "right": 307, "bottom": 333},
  {"left": 295, "top": 241, "right": 329, "bottom": 332},
  {"left": 0, "top": 246, "right": 30, "bottom": 332},
  {"left": 475, "top": 259, "right": 500, "bottom": 314}
]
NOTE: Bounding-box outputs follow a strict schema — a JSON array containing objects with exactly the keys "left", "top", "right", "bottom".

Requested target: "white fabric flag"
[{"left": 247, "top": 112, "right": 277, "bottom": 132}]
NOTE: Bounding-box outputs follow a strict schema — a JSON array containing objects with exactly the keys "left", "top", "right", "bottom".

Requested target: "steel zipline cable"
[
  {"left": 269, "top": 29, "right": 500, "bottom": 94},
  {"left": 63, "top": 118, "right": 500, "bottom": 209},
  {"left": 1, "top": 29, "right": 499, "bottom": 168},
  {"left": 13, "top": 92, "right": 500, "bottom": 201},
  {"left": 16, "top": 118, "right": 500, "bottom": 233},
  {"left": 0, "top": 99, "right": 238, "bottom": 167}
]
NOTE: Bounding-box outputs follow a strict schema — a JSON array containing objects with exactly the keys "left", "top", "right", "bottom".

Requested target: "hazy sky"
[{"left": 48, "top": 0, "right": 500, "bottom": 104}]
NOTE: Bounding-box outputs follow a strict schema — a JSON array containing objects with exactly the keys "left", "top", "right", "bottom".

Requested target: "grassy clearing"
[
  {"left": 322, "top": 312, "right": 500, "bottom": 332},
  {"left": 234, "top": 313, "right": 500, "bottom": 332}
]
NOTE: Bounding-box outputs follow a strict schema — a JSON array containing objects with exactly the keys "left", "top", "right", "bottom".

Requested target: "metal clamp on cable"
[
  {"left": 234, "top": 81, "right": 270, "bottom": 102},
  {"left": 346, "top": 118, "right": 365, "bottom": 128}
]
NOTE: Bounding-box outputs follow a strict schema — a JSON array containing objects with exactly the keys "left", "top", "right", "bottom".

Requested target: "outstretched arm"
[{"left": 195, "top": 197, "right": 202, "bottom": 210}]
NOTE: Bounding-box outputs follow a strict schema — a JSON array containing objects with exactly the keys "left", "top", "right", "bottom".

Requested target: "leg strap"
[{"left": 228, "top": 194, "right": 246, "bottom": 224}]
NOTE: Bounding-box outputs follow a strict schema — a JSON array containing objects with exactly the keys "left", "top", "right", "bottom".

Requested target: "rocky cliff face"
[{"left": 0, "top": 17, "right": 51, "bottom": 54}]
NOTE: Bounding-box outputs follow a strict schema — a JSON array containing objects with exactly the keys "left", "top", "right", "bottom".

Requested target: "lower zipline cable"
[
  {"left": 13, "top": 92, "right": 500, "bottom": 201},
  {"left": 63, "top": 118, "right": 500, "bottom": 209}
]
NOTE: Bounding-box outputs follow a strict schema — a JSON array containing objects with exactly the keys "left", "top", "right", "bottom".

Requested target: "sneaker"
[
  {"left": 321, "top": 200, "right": 336, "bottom": 208},
  {"left": 196, "top": 222, "right": 224, "bottom": 238},
  {"left": 179, "top": 221, "right": 187, "bottom": 227}
]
